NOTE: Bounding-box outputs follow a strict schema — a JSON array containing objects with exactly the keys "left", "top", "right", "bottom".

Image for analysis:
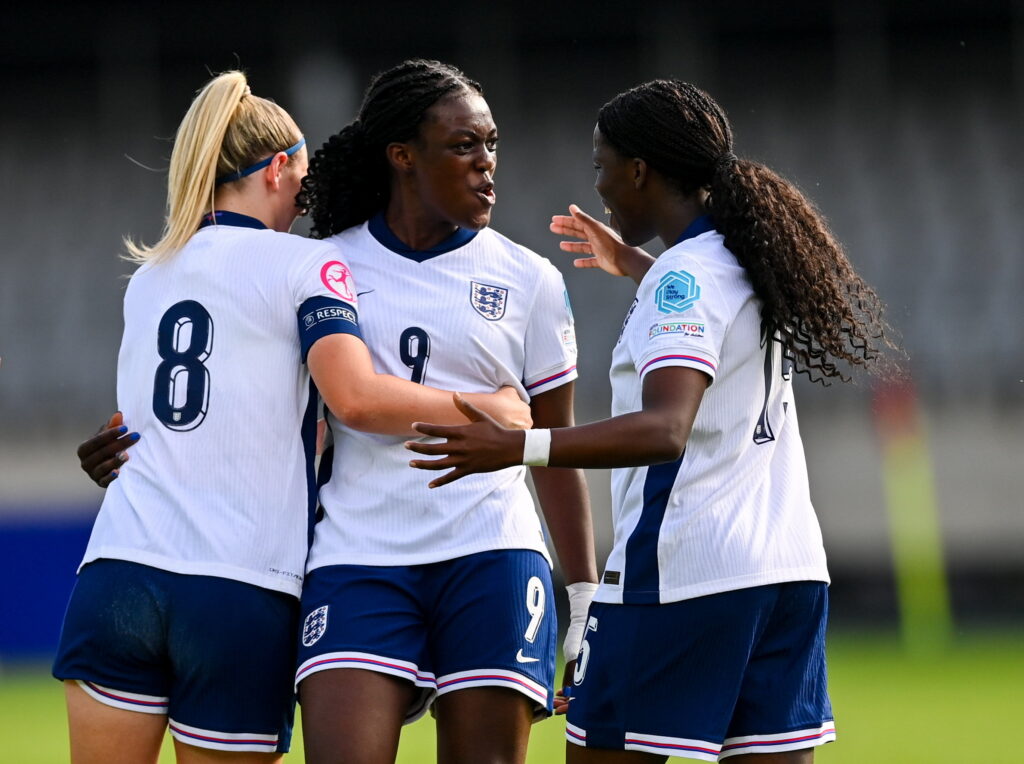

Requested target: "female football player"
[
  {"left": 55, "top": 70, "right": 529, "bottom": 764},
  {"left": 408, "top": 79, "right": 892, "bottom": 762},
  {"left": 293, "top": 59, "right": 598, "bottom": 764}
]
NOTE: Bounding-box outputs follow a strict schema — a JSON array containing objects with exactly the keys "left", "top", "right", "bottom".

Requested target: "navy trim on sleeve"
[{"left": 298, "top": 296, "right": 361, "bottom": 362}]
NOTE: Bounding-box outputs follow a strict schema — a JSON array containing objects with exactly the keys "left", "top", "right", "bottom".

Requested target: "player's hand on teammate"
[
  {"left": 553, "top": 661, "right": 577, "bottom": 715},
  {"left": 550, "top": 204, "right": 656, "bottom": 281},
  {"left": 76, "top": 412, "right": 140, "bottom": 488},
  {"left": 461, "top": 386, "right": 532, "bottom": 430},
  {"left": 407, "top": 393, "right": 523, "bottom": 488}
]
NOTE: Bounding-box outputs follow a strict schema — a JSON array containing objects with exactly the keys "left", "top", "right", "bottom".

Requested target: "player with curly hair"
[
  {"left": 293, "top": 59, "right": 597, "bottom": 764},
  {"left": 409, "top": 79, "right": 893, "bottom": 763}
]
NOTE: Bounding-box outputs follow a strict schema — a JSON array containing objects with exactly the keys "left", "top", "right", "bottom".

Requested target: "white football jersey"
[
  {"left": 596, "top": 217, "right": 829, "bottom": 605},
  {"left": 81, "top": 212, "right": 361, "bottom": 597},
  {"left": 307, "top": 215, "right": 579, "bottom": 570}
]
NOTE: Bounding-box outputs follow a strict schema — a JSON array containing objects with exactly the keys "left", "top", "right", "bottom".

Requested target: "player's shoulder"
[
  {"left": 480, "top": 227, "right": 562, "bottom": 279},
  {"left": 657, "top": 231, "right": 743, "bottom": 285},
  {"left": 322, "top": 222, "right": 374, "bottom": 263}
]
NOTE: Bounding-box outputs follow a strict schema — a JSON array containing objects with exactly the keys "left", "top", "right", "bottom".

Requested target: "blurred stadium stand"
[{"left": 2, "top": 0, "right": 1021, "bottom": 659}]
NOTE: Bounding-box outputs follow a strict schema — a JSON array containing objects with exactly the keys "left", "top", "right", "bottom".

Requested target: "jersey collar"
[
  {"left": 674, "top": 214, "right": 716, "bottom": 245},
  {"left": 198, "top": 210, "right": 268, "bottom": 231},
  {"left": 368, "top": 211, "right": 477, "bottom": 262}
]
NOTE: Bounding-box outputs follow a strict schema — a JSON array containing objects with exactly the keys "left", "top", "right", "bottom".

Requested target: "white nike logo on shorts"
[{"left": 515, "top": 649, "right": 539, "bottom": 663}]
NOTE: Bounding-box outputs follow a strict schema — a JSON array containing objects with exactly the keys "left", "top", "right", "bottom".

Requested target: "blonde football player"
[{"left": 56, "top": 70, "right": 529, "bottom": 764}]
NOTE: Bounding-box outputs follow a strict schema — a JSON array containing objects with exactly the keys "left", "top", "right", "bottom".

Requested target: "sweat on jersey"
[
  {"left": 306, "top": 214, "right": 578, "bottom": 571},
  {"left": 81, "top": 213, "right": 360, "bottom": 598},
  {"left": 597, "top": 216, "right": 829, "bottom": 606}
]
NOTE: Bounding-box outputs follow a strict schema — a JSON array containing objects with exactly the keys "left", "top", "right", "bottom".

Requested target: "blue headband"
[{"left": 215, "top": 137, "right": 306, "bottom": 186}]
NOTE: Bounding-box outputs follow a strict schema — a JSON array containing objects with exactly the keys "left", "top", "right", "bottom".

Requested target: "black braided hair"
[
  {"left": 598, "top": 79, "right": 893, "bottom": 384},
  {"left": 300, "top": 59, "right": 483, "bottom": 238}
]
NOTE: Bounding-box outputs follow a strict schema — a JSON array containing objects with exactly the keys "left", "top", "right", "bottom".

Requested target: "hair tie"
[{"left": 714, "top": 151, "right": 737, "bottom": 175}]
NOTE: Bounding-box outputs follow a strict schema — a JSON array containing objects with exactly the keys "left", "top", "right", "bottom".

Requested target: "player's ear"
[
  {"left": 386, "top": 142, "right": 415, "bottom": 174},
  {"left": 265, "top": 152, "right": 289, "bottom": 191},
  {"left": 633, "top": 157, "right": 648, "bottom": 190}
]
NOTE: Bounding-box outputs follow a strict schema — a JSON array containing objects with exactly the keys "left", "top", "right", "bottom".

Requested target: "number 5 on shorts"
[{"left": 573, "top": 616, "right": 599, "bottom": 685}]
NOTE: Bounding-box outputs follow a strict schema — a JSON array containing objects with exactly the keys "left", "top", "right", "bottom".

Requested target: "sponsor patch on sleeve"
[
  {"left": 562, "top": 326, "right": 578, "bottom": 356},
  {"left": 655, "top": 270, "right": 701, "bottom": 314},
  {"left": 649, "top": 321, "right": 706, "bottom": 339}
]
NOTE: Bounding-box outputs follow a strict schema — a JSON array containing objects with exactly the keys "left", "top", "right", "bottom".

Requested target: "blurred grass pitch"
[{"left": 873, "top": 380, "right": 952, "bottom": 654}]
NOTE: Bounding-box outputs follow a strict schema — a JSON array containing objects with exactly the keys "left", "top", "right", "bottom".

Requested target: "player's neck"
[
  {"left": 383, "top": 198, "right": 459, "bottom": 251},
  {"left": 212, "top": 189, "right": 291, "bottom": 233}
]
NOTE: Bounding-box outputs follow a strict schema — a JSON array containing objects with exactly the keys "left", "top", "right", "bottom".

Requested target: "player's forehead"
[{"left": 422, "top": 91, "right": 496, "bottom": 139}]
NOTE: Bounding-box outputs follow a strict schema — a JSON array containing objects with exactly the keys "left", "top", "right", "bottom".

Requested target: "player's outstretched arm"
[
  {"left": 308, "top": 333, "right": 531, "bottom": 436},
  {"left": 407, "top": 365, "right": 708, "bottom": 487},
  {"left": 550, "top": 204, "right": 656, "bottom": 284},
  {"left": 76, "top": 412, "right": 141, "bottom": 488}
]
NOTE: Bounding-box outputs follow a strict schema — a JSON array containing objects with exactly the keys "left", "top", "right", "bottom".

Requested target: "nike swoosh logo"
[
  {"left": 515, "top": 649, "right": 539, "bottom": 663},
  {"left": 356, "top": 289, "right": 375, "bottom": 296}
]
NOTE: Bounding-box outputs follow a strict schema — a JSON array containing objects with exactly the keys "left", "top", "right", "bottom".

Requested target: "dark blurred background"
[{"left": 2, "top": 0, "right": 1022, "bottom": 660}]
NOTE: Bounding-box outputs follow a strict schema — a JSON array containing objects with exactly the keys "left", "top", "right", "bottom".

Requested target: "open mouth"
[{"left": 476, "top": 181, "right": 496, "bottom": 206}]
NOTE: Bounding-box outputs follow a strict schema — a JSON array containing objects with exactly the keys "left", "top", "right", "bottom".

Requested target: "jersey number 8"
[{"left": 153, "top": 300, "right": 214, "bottom": 431}]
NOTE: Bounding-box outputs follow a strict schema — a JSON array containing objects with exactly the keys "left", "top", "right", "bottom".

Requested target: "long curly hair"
[
  {"left": 300, "top": 59, "right": 482, "bottom": 238},
  {"left": 598, "top": 79, "right": 893, "bottom": 383}
]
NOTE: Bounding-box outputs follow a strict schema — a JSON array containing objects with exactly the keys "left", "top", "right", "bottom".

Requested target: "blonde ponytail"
[{"left": 125, "top": 71, "right": 302, "bottom": 264}]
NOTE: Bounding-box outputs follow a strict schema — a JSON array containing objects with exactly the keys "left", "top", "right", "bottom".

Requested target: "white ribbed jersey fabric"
[
  {"left": 81, "top": 221, "right": 360, "bottom": 598},
  {"left": 307, "top": 218, "right": 578, "bottom": 569},
  {"left": 597, "top": 221, "right": 829, "bottom": 606}
]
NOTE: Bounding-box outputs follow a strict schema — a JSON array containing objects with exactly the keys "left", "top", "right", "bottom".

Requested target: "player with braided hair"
[
  {"left": 294, "top": 59, "right": 597, "bottom": 764},
  {"left": 409, "top": 79, "right": 894, "bottom": 762}
]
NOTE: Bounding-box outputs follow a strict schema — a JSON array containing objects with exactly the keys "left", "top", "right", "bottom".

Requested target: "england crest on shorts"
[
  {"left": 302, "top": 605, "right": 329, "bottom": 647},
  {"left": 471, "top": 281, "right": 508, "bottom": 321}
]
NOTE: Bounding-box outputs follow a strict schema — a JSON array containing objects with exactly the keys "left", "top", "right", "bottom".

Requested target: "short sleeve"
[
  {"left": 626, "top": 255, "right": 728, "bottom": 384},
  {"left": 289, "top": 244, "right": 363, "bottom": 362},
  {"left": 522, "top": 261, "right": 579, "bottom": 396}
]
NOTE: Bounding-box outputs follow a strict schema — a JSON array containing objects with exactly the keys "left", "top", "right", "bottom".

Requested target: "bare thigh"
[
  {"left": 566, "top": 743, "right": 666, "bottom": 764},
  {"left": 65, "top": 680, "right": 166, "bottom": 764},
  {"left": 299, "top": 668, "right": 416, "bottom": 764},
  {"left": 434, "top": 686, "right": 534, "bottom": 764}
]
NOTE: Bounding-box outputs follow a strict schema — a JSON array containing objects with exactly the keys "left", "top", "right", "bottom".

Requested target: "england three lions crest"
[
  {"left": 302, "top": 605, "right": 329, "bottom": 647},
  {"left": 471, "top": 281, "right": 508, "bottom": 321}
]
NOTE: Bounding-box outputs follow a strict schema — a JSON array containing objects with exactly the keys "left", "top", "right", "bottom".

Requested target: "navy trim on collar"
[
  {"left": 674, "top": 215, "right": 716, "bottom": 245},
  {"left": 368, "top": 211, "right": 477, "bottom": 262},
  {"left": 198, "top": 210, "right": 268, "bottom": 231}
]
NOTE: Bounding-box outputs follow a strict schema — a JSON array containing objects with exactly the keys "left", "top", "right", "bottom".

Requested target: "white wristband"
[
  {"left": 563, "top": 582, "right": 599, "bottom": 663},
  {"left": 521, "top": 428, "right": 551, "bottom": 467}
]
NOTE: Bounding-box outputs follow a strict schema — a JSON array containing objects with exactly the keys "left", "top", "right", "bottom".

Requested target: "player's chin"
[
  {"left": 466, "top": 214, "right": 492, "bottom": 231},
  {"left": 458, "top": 202, "right": 493, "bottom": 231}
]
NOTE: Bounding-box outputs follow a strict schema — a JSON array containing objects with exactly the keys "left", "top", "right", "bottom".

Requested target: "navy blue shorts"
[
  {"left": 566, "top": 581, "right": 835, "bottom": 760},
  {"left": 296, "top": 549, "right": 556, "bottom": 721},
  {"left": 52, "top": 559, "right": 299, "bottom": 754}
]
